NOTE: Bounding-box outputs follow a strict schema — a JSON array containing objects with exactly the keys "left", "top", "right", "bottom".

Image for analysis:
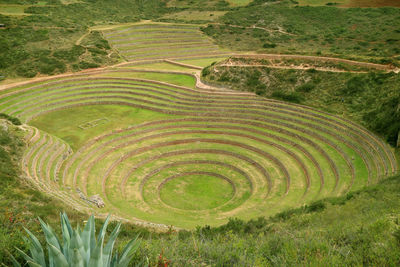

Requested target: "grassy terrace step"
[
  {"left": 1, "top": 79, "right": 387, "bottom": 180},
  {"left": 119, "top": 43, "right": 220, "bottom": 53},
  {"left": 1, "top": 74, "right": 390, "bottom": 176},
  {"left": 21, "top": 127, "right": 92, "bottom": 212},
  {"left": 4, "top": 75, "right": 392, "bottom": 173},
  {"left": 114, "top": 41, "right": 213, "bottom": 49},
  {"left": 102, "top": 23, "right": 230, "bottom": 61},
  {"left": 2, "top": 69, "right": 396, "bottom": 228}
]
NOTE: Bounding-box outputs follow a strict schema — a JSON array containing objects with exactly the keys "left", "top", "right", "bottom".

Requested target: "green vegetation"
[
  {"left": 0, "top": 4, "right": 28, "bottom": 16},
  {"left": 0, "top": 120, "right": 86, "bottom": 265},
  {"left": 201, "top": 0, "right": 400, "bottom": 64},
  {"left": 0, "top": 113, "right": 21, "bottom": 125},
  {"left": 30, "top": 105, "right": 172, "bottom": 150},
  {"left": 11, "top": 214, "right": 141, "bottom": 267},
  {"left": 227, "top": 0, "right": 252, "bottom": 6},
  {"left": 0, "top": 0, "right": 170, "bottom": 80},
  {"left": 98, "top": 70, "right": 197, "bottom": 88},
  {"left": 202, "top": 58, "right": 400, "bottom": 146},
  {"left": 165, "top": 0, "right": 230, "bottom": 10},
  {"left": 160, "top": 10, "right": 227, "bottom": 23},
  {"left": 176, "top": 56, "right": 229, "bottom": 67}
]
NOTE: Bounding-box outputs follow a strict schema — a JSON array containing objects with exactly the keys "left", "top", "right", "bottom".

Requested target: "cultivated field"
[
  {"left": 102, "top": 23, "right": 233, "bottom": 62},
  {"left": 0, "top": 61, "right": 397, "bottom": 228}
]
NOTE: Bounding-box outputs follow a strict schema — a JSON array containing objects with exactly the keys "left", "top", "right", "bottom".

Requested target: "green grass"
[
  {"left": 98, "top": 70, "right": 197, "bottom": 88},
  {"left": 122, "top": 62, "right": 197, "bottom": 72},
  {"left": 159, "top": 174, "right": 235, "bottom": 210},
  {"left": 176, "top": 56, "right": 229, "bottom": 67},
  {"left": 29, "top": 104, "right": 173, "bottom": 150},
  {"left": 227, "top": 0, "right": 252, "bottom": 6},
  {"left": 0, "top": 5, "right": 27, "bottom": 16}
]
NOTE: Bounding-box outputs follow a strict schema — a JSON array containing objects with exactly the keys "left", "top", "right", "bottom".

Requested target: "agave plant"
[{"left": 10, "top": 213, "right": 142, "bottom": 267}]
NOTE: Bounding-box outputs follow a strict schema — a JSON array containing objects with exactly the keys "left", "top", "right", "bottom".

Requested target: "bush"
[
  {"left": 78, "top": 61, "right": 100, "bottom": 69},
  {"left": 296, "top": 82, "right": 316, "bottom": 92},
  {"left": 271, "top": 91, "right": 304, "bottom": 103},
  {"left": 53, "top": 45, "right": 85, "bottom": 62},
  {"left": 0, "top": 114, "right": 22, "bottom": 125},
  {"left": 201, "top": 66, "right": 211, "bottom": 77},
  {"left": 263, "top": 42, "right": 277, "bottom": 48},
  {"left": 342, "top": 76, "right": 364, "bottom": 96},
  {"left": 16, "top": 65, "right": 37, "bottom": 78}
]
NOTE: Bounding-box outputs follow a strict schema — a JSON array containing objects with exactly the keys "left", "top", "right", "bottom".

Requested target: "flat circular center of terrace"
[{"left": 159, "top": 173, "right": 234, "bottom": 210}]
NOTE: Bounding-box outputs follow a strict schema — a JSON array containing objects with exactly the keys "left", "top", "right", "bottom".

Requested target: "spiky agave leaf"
[
  {"left": 103, "top": 222, "right": 122, "bottom": 266},
  {"left": 81, "top": 215, "right": 96, "bottom": 264},
  {"left": 115, "top": 235, "right": 141, "bottom": 267},
  {"left": 48, "top": 243, "right": 69, "bottom": 267},
  {"left": 15, "top": 247, "right": 35, "bottom": 267},
  {"left": 26, "top": 261, "right": 42, "bottom": 267},
  {"left": 38, "top": 218, "right": 61, "bottom": 251},
  {"left": 88, "top": 241, "right": 103, "bottom": 267},
  {"left": 69, "top": 229, "right": 87, "bottom": 265},
  {"left": 22, "top": 228, "right": 46, "bottom": 266},
  {"left": 12, "top": 213, "right": 142, "bottom": 267},
  {"left": 97, "top": 215, "right": 111, "bottom": 245},
  {"left": 71, "top": 248, "right": 85, "bottom": 267},
  {"left": 60, "top": 213, "right": 73, "bottom": 259}
]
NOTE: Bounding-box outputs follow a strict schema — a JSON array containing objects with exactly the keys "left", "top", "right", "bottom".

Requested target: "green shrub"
[
  {"left": 78, "top": 61, "right": 100, "bottom": 69},
  {"left": 0, "top": 114, "right": 22, "bottom": 125},
  {"left": 271, "top": 91, "right": 304, "bottom": 103},
  {"left": 16, "top": 66, "right": 37, "bottom": 78},
  {"left": 296, "top": 82, "right": 316, "bottom": 92},
  {"left": 263, "top": 42, "right": 277, "bottom": 48}
]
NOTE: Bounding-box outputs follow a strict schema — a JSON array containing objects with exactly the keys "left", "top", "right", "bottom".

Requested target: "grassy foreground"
[{"left": 1, "top": 118, "right": 400, "bottom": 265}]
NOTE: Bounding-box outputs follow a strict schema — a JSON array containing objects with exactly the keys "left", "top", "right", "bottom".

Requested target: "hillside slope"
[{"left": 201, "top": 57, "right": 400, "bottom": 146}]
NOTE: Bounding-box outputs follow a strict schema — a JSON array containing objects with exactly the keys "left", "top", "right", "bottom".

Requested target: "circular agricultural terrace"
[{"left": 1, "top": 68, "right": 397, "bottom": 228}]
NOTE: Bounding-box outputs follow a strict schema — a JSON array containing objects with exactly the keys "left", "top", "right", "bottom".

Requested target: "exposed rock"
[
  {"left": 76, "top": 188, "right": 105, "bottom": 208},
  {"left": 88, "top": 194, "right": 105, "bottom": 208}
]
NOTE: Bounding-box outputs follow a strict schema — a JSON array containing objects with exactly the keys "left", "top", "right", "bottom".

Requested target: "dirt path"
[
  {"left": 209, "top": 22, "right": 295, "bottom": 36},
  {"left": 219, "top": 63, "right": 368, "bottom": 73},
  {"left": 75, "top": 30, "right": 91, "bottom": 45},
  {"left": 233, "top": 54, "right": 399, "bottom": 71}
]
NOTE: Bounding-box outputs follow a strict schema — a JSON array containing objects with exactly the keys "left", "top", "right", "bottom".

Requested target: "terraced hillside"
[
  {"left": 0, "top": 64, "right": 397, "bottom": 228},
  {"left": 102, "top": 23, "right": 233, "bottom": 62}
]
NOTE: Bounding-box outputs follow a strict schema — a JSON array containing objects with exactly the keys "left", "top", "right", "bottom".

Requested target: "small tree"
[{"left": 10, "top": 213, "right": 143, "bottom": 267}]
